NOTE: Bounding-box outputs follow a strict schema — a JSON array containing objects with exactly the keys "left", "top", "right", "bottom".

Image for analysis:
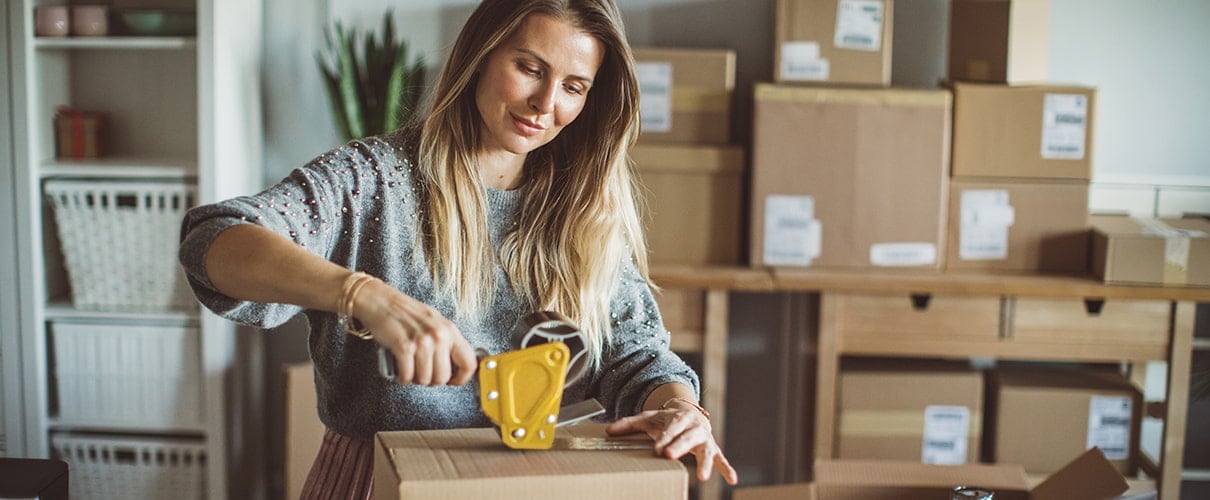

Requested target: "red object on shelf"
[{"left": 53, "top": 106, "right": 106, "bottom": 158}]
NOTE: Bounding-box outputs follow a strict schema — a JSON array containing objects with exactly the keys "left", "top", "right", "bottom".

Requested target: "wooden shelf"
[{"left": 35, "top": 36, "right": 196, "bottom": 50}]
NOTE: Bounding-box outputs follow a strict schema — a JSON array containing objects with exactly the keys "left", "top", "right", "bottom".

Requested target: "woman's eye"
[
  {"left": 519, "top": 63, "right": 541, "bottom": 76},
  {"left": 564, "top": 84, "right": 584, "bottom": 96}
]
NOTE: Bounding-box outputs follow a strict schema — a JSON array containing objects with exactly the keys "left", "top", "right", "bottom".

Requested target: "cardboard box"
[
  {"left": 633, "top": 48, "right": 736, "bottom": 145},
  {"left": 774, "top": 0, "right": 894, "bottom": 86},
  {"left": 1091, "top": 215, "right": 1210, "bottom": 287},
  {"left": 948, "top": 0, "right": 1050, "bottom": 84},
  {"left": 633, "top": 143, "right": 745, "bottom": 265},
  {"left": 373, "top": 424, "right": 686, "bottom": 500},
  {"left": 751, "top": 84, "right": 950, "bottom": 269},
  {"left": 732, "top": 447, "right": 1129, "bottom": 500},
  {"left": 53, "top": 107, "right": 105, "bottom": 158},
  {"left": 285, "top": 363, "right": 323, "bottom": 500},
  {"left": 987, "top": 368, "right": 1142, "bottom": 475},
  {"left": 952, "top": 83, "right": 1097, "bottom": 181},
  {"left": 945, "top": 179, "right": 1089, "bottom": 274},
  {"left": 837, "top": 360, "right": 982, "bottom": 464}
]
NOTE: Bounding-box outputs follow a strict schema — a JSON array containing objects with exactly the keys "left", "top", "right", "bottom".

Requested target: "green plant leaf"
[{"left": 336, "top": 24, "right": 366, "bottom": 139}]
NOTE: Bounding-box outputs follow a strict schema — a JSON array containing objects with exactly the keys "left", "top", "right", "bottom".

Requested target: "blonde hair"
[{"left": 414, "top": 0, "right": 647, "bottom": 370}]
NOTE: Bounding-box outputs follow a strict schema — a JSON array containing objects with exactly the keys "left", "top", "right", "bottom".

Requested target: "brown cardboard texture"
[
  {"left": 373, "top": 424, "right": 686, "bottom": 500},
  {"left": 837, "top": 359, "right": 982, "bottom": 464},
  {"left": 732, "top": 447, "right": 1127, "bottom": 500},
  {"left": 632, "top": 143, "right": 745, "bottom": 265},
  {"left": 285, "top": 363, "right": 323, "bottom": 500},
  {"left": 987, "top": 368, "right": 1142, "bottom": 475},
  {"left": 775, "top": 0, "right": 894, "bottom": 86},
  {"left": 1091, "top": 215, "right": 1210, "bottom": 287},
  {"left": 952, "top": 83, "right": 1096, "bottom": 181},
  {"left": 633, "top": 48, "right": 736, "bottom": 145},
  {"left": 948, "top": 0, "right": 1050, "bottom": 84},
  {"left": 945, "top": 179, "right": 1089, "bottom": 274},
  {"left": 751, "top": 85, "right": 950, "bottom": 270}
]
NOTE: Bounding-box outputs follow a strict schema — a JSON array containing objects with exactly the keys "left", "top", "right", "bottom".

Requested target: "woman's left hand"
[{"left": 605, "top": 406, "right": 739, "bottom": 485}]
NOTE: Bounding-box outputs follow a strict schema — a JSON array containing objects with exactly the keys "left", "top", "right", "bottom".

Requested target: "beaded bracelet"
[
  {"left": 659, "top": 397, "right": 710, "bottom": 419},
  {"left": 338, "top": 271, "right": 375, "bottom": 340}
]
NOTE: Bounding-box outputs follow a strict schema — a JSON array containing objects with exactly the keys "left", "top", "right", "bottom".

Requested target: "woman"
[{"left": 179, "top": 0, "right": 737, "bottom": 496}]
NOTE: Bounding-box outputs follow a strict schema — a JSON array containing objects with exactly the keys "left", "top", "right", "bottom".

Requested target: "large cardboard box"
[
  {"left": 732, "top": 447, "right": 1129, "bottom": 500},
  {"left": 1091, "top": 215, "right": 1210, "bottom": 287},
  {"left": 837, "top": 360, "right": 983, "bottom": 464},
  {"left": 373, "top": 424, "right": 686, "bottom": 499},
  {"left": 751, "top": 84, "right": 950, "bottom": 269},
  {"left": 633, "top": 143, "right": 745, "bottom": 265},
  {"left": 285, "top": 363, "right": 323, "bottom": 500},
  {"left": 945, "top": 179, "right": 1089, "bottom": 274},
  {"left": 987, "top": 368, "right": 1142, "bottom": 475},
  {"left": 633, "top": 48, "right": 736, "bottom": 145},
  {"left": 952, "top": 83, "right": 1097, "bottom": 181},
  {"left": 775, "top": 0, "right": 893, "bottom": 86},
  {"left": 948, "top": 0, "right": 1050, "bottom": 84}
]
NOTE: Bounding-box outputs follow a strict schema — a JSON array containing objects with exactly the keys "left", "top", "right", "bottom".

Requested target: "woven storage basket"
[
  {"left": 51, "top": 322, "right": 202, "bottom": 429},
  {"left": 51, "top": 433, "right": 207, "bottom": 500},
  {"left": 44, "top": 180, "right": 196, "bottom": 310}
]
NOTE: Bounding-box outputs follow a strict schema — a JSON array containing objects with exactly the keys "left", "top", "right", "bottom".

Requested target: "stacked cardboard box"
[
  {"left": 948, "top": 0, "right": 1050, "bottom": 84},
  {"left": 1090, "top": 215, "right": 1210, "bottom": 287},
  {"left": 631, "top": 48, "right": 744, "bottom": 265},
  {"left": 774, "top": 0, "right": 894, "bottom": 87}
]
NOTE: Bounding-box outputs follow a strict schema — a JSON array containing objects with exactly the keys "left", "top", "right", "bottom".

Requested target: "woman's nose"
[{"left": 528, "top": 82, "right": 557, "bottom": 114}]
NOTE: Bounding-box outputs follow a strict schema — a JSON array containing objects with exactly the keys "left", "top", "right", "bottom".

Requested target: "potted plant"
[{"left": 317, "top": 10, "right": 425, "bottom": 141}]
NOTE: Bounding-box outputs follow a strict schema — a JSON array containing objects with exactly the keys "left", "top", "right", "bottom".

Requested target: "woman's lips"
[{"left": 510, "top": 113, "right": 544, "bottom": 137}]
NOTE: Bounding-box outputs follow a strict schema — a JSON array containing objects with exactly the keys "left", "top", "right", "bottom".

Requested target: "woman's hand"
[
  {"left": 604, "top": 404, "right": 739, "bottom": 485},
  {"left": 352, "top": 278, "right": 479, "bottom": 386}
]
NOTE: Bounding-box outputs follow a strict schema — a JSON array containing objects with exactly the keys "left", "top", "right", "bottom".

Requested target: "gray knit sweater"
[{"left": 178, "top": 131, "right": 699, "bottom": 439}]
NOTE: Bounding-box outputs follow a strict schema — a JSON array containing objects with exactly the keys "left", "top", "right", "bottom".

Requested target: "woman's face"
[{"left": 475, "top": 14, "right": 604, "bottom": 159}]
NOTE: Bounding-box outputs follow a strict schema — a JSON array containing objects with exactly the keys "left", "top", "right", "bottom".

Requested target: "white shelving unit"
[
  {"left": 1, "top": 0, "right": 22, "bottom": 459},
  {"left": 8, "top": 1, "right": 265, "bottom": 498}
]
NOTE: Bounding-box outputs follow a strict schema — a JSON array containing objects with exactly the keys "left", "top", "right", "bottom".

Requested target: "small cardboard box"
[
  {"left": 751, "top": 84, "right": 950, "bottom": 269},
  {"left": 945, "top": 179, "right": 1089, "bottom": 274},
  {"left": 774, "top": 0, "right": 894, "bottom": 86},
  {"left": 732, "top": 447, "right": 1129, "bottom": 500},
  {"left": 952, "top": 83, "right": 1096, "bottom": 181},
  {"left": 1091, "top": 215, "right": 1210, "bottom": 287},
  {"left": 987, "top": 368, "right": 1142, "bottom": 475},
  {"left": 633, "top": 47, "right": 736, "bottom": 145},
  {"left": 285, "top": 363, "right": 323, "bottom": 500},
  {"left": 373, "top": 424, "right": 686, "bottom": 500},
  {"left": 633, "top": 143, "right": 745, "bottom": 265},
  {"left": 53, "top": 107, "right": 105, "bottom": 158},
  {"left": 948, "top": 0, "right": 1050, "bottom": 84},
  {"left": 837, "top": 360, "right": 982, "bottom": 465}
]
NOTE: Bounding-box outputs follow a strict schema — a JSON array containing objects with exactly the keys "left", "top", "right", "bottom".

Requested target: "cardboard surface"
[
  {"left": 1091, "top": 215, "right": 1210, "bottom": 287},
  {"left": 948, "top": 0, "right": 1050, "bottom": 84},
  {"left": 952, "top": 83, "right": 1096, "bottom": 180},
  {"left": 774, "top": 0, "right": 894, "bottom": 86},
  {"left": 633, "top": 47, "right": 735, "bottom": 145},
  {"left": 285, "top": 363, "right": 323, "bottom": 500},
  {"left": 373, "top": 425, "right": 686, "bottom": 500},
  {"left": 632, "top": 143, "right": 745, "bottom": 265},
  {"left": 987, "top": 368, "right": 1142, "bottom": 475},
  {"left": 945, "top": 179, "right": 1089, "bottom": 273},
  {"left": 751, "top": 84, "right": 950, "bottom": 269}
]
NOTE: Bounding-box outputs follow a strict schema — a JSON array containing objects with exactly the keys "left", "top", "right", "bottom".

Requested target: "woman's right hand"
[{"left": 351, "top": 278, "right": 479, "bottom": 386}]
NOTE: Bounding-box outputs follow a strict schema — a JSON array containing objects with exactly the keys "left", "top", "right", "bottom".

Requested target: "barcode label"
[
  {"left": 834, "top": 0, "right": 884, "bottom": 51},
  {"left": 1087, "top": 395, "right": 1132, "bottom": 460},
  {"left": 922, "top": 405, "right": 970, "bottom": 465},
  {"left": 1041, "top": 93, "right": 1088, "bottom": 160}
]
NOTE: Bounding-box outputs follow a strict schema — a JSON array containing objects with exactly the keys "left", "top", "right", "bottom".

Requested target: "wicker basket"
[
  {"left": 44, "top": 179, "right": 196, "bottom": 310},
  {"left": 51, "top": 433, "right": 207, "bottom": 500}
]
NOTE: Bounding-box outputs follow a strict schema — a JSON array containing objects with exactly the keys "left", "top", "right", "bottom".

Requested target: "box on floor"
[
  {"left": 952, "top": 83, "right": 1096, "bottom": 181},
  {"left": 1091, "top": 215, "right": 1210, "bottom": 287},
  {"left": 774, "top": 0, "right": 893, "bottom": 86},
  {"left": 948, "top": 0, "right": 1050, "bottom": 84},
  {"left": 945, "top": 178, "right": 1089, "bottom": 274},
  {"left": 373, "top": 424, "right": 685, "bottom": 500},
  {"left": 285, "top": 363, "right": 323, "bottom": 500},
  {"left": 632, "top": 143, "right": 745, "bottom": 265},
  {"left": 751, "top": 84, "right": 950, "bottom": 270},
  {"left": 633, "top": 47, "right": 735, "bottom": 145}
]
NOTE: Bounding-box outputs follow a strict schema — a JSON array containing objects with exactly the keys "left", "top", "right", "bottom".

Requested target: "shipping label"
[
  {"left": 922, "top": 405, "right": 970, "bottom": 465},
  {"left": 764, "top": 195, "right": 821, "bottom": 266},
  {"left": 636, "top": 62, "right": 673, "bottom": 133},
  {"left": 959, "top": 189, "right": 1015, "bottom": 261},
  {"left": 834, "top": 0, "right": 884, "bottom": 51},
  {"left": 780, "top": 41, "right": 830, "bottom": 81},
  {"left": 1041, "top": 93, "right": 1088, "bottom": 160},
  {"left": 870, "top": 242, "right": 937, "bottom": 267},
  {"left": 1087, "top": 395, "right": 1132, "bottom": 460}
]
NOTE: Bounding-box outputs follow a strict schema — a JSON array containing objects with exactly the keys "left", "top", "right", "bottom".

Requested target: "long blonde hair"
[{"left": 414, "top": 0, "right": 647, "bottom": 370}]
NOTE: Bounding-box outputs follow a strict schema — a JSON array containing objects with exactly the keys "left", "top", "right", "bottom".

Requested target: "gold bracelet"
[
  {"left": 659, "top": 397, "right": 709, "bottom": 419},
  {"left": 338, "top": 271, "right": 375, "bottom": 340}
]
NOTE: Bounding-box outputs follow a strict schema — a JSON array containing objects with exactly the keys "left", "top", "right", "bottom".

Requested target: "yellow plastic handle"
[{"left": 478, "top": 342, "right": 569, "bottom": 450}]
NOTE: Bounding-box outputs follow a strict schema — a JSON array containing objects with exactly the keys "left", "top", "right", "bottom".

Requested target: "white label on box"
[
  {"left": 959, "top": 190, "right": 1015, "bottom": 260},
  {"left": 636, "top": 61, "right": 673, "bottom": 133},
  {"left": 1041, "top": 93, "right": 1088, "bottom": 160},
  {"left": 922, "top": 405, "right": 970, "bottom": 465},
  {"left": 764, "top": 195, "right": 821, "bottom": 266},
  {"left": 869, "top": 242, "right": 937, "bottom": 267},
  {"left": 780, "top": 42, "right": 830, "bottom": 81},
  {"left": 834, "top": 0, "right": 884, "bottom": 51},
  {"left": 1087, "top": 395, "right": 1132, "bottom": 460}
]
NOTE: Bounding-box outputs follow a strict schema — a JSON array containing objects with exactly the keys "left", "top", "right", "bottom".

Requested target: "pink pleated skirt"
[{"left": 299, "top": 428, "right": 375, "bottom": 500}]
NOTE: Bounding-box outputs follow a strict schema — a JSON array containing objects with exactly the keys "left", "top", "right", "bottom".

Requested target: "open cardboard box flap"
[{"left": 735, "top": 448, "right": 1128, "bottom": 500}]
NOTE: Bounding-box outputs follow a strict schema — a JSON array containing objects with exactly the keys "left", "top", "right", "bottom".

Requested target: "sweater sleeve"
[{"left": 590, "top": 258, "right": 701, "bottom": 419}]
